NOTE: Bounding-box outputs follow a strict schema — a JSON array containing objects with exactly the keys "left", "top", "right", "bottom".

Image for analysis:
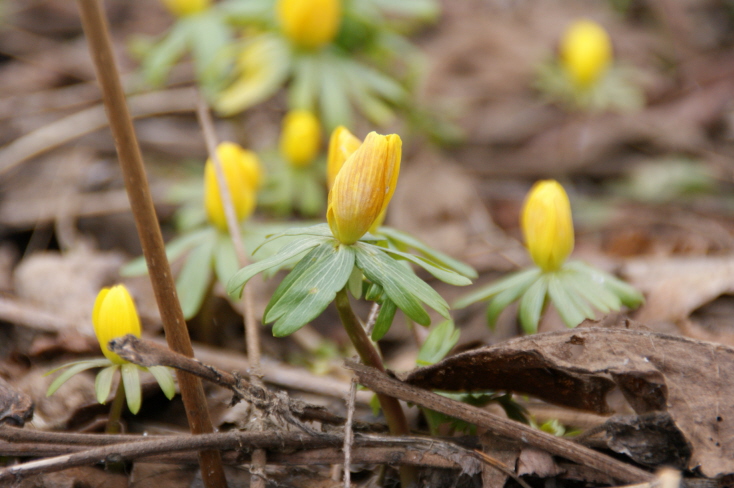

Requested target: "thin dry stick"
[
  {"left": 343, "top": 379, "right": 357, "bottom": 488},
  {"left": 73, "top": 1, "right": 226, "bottom": 486},
  {"left": 195, "top": 95, "right": 267, "bottom": 488},
  {"left": 347, "top": 360, "right": 655, "bottom": 484}
]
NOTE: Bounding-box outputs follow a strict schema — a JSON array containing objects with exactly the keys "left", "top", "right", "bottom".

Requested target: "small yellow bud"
[
  {"left": 560, "top": 19, "right": 612, "bottom": 88},
  {"left": 521, "top": 180, "right": 574, "bottom": 272},
  {"left": 93, "top": 285, "right": 142, "bottom": 365},
  {"left": 327, "top": 132, "right": 401, "bottom": 244},
  {"left": 276, "top": 0, "right": 342, "bottom": 50},
  {"left": 204, "top": 142, "right": 262, "bottom": 231},
  {"left": 279, "top": 110, "right": 321, "bottom": 168},
  {"left": 327, "top": 126, "right": 362, "bottom": 189},
  {"left": 160, "top": 0, "right": 210, "bottom": 17}
]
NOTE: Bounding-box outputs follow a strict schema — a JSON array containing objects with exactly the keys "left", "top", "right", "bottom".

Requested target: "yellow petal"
[
  {"left": 279, "top": 110, "right": 321, "bottom": 168},
  {"left": 560, "top": 19, "right": 612, "bottom": 88},
  {"left": 160, "top": 0, "right": 210, "bottom": 16},
  {"left": 276, "top": 0, "right": 342, "bottom": 50},
  {"left": 204, "top": 142, "right": 261, "bottom": 231},
  {"left": 93, "top": 285, "right": 142, "bottom": 364},
  {"left": 521, "top": 180, "right": 574, "bottom": 272},
  {"left": 327, "top": 126, "right": 362, "bottom": 188},
  {"left": 327, "top": 132, "right": 401, "bottom": 244}
]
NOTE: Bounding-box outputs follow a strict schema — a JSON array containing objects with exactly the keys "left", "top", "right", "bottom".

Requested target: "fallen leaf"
[{"left": 406, "top": 319, "right": 734, "bottom": 477}]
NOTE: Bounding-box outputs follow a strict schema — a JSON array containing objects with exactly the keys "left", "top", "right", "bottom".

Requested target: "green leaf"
[
  {"left": 486, "top": 270, "right": 540, "bottom": 328},
  {"left": 547, "top": 274, "right": 589, "bottom": 328},
  {"left": 148, "top": 365, "right": 176, "bottom": 400},
  {"left": 356, "top": 243, "right": 450, "bottom": 325},
  {"left": 46, "top": 359, "right": 111, "bottom": 397},
  {"left": 364, "top": 282, "right": 383, "bottom": 301},
  {"left": 289, "top": 54, "right": 320, "bottom": 111},
  {"left": 362, "top": 242, "right": 472, "bottom": 286},
  {"left": 371, "top": 299, "right": 397, "bottom": 341},
  {"left": 566, "top": 261, "right": 644, "bottom": 309},
  {"left": 95, "top": 365, "right": 118, "bottom": 404},
  {"left": 120, "top": 228, "right": 214, "bottom": 277},
  {"left": 176, "top": 238, "right": 216, "bottom": 320},
  {"left": 227, "top": 235, "right": 328, "bottom": 298},
  {"left": 265, "top": 243, "right": 356, "bottom": 337},
  {"left": 417, "top": 320, "right": 460, "bottom": 366},
  {"left": 140, "top": 21, "right": 190, "bottom": 87},
  {"left": 563, "top": 270, "right": 620, "bottom": 314},
  {"left": 378, "top": 227, "right": 477, "bottom": 279},
  {"left": 518, "top": 274, "right": 550, "bottom": 334},
  {"left": 187, "top": 11, "right": 232, "bottom": 91},
  {"left": 454, "top": 268, "right": 542, "bottom": 309},
  {"left": 252, "top": 223, "right": 334, "bottom": 252},
  {"left": 347, "top": 265, "right": 363, "bottom": 299},
  {"left": 319, "top": 53, "right": 353, "bottom": 131},
  {"left": 213, "top": 233, "right": 240, "bottom": 287},
  {"left": 121, "top": 363, "right": 142, "bottom": 415}
]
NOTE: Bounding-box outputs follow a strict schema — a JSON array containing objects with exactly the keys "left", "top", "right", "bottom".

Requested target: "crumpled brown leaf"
[{"left": 405, "top": 319, "right": 734, "bottom": 477}]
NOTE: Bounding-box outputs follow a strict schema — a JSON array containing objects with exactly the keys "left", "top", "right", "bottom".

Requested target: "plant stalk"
[
  {"left": 75, "top": 1, "right": 226, "bottom": 486},
  {"left": 334, "top": 288, "right": 417, "bottom": 487},
  {"left": 105, "top": 380, "right": 126, "bottom": 435}
]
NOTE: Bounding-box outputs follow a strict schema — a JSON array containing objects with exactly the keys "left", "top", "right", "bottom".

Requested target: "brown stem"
[
  {"left": 74, "top": 1, "right": 226, "bottom": 486},
  {"left": 333, "top": 288, "right": 418, "bottom": 487}
]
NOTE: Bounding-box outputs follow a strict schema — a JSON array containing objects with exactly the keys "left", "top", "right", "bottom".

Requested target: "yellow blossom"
[
  {"left": 276, "top": 0, "right": 342, "bottom": 50},
  {"left": 327, "top": 132, "right": 401, "bottom": 244},
  {"left": 521, "top": 180, "right": 574, "bottom": 272},
  {"left": 93, "top": 285, "right": 142, "bottom": 365},
  {"left": 327, "top": 126, "right": 362, "bottom": 189},
  {"left": 280, "top": 110, "right": 321, "bottom": 168},
  {"left": 560, "top": 19, "right": 612, "bottom": 88},
  {"left": 160, "top": 0, "right": 210, "bottom": 17},
  {"left": 204, "top": 142, "right": 262, "bottom": 231}
]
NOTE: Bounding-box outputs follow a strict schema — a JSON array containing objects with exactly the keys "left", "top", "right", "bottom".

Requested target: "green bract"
[
  {"left": 227, "top": 223, "right": 473, "bottom": 338},
  {"left": 46, "top": 358, "right": 176, "bottom": 415},
  {"left": 454, "top": 260, "right": 644, "bottom": 334}
]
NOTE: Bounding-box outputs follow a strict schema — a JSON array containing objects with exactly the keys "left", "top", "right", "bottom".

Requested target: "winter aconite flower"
[
  {"left": 47, "top": 285, "right": 175, "bottom": 419},
  {"left": 280, "top": 110, "right": 321, "bottom": 168},
  {"left": 455, "top": 179, "right": 643, "bottom": 333},
  {"left": 93, "top": 285, "right": 142, "bottom": 364},
  {"left": 327, "top": 126, "right": 362, "bottom": 189},
  {"left": 160, "top": 0, "right": 210, "bottom": 17},
  {"left": 521, "top": 180, "right": 574, "bottom": 272},
  {"left": 327, "top": 132, "right": 401, "bottom": 244},
  {"left": 560, "top": 19, "right": 612, "bottom": 89},
  {"left": 204, "top": 142, "right": 262, "bottom": 231},
  {"left": 276, "top": 0, "right": 342, "bottom": 50}
]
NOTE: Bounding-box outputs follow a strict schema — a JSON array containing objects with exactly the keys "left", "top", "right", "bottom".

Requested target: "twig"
[
  {"left": 346, "top": 360, "right": 656, "bottom": 484},
  {"left": 343, "top": 379, "right": 356, "bottom": 488},
  {"left": 109, "top": 335, "right": 383, "bottom": 431},
  {"left": 473, "top": 449, "right": 532, "bottom": 488},
  {"left": 0, "top": 87, "right": 197, "bottom": 177},
  {"left": 195, "top": 92, "right": 267, "bottom": 488},
  {"left": 73, "top": 1, "right": 226, "bottom": 486}
]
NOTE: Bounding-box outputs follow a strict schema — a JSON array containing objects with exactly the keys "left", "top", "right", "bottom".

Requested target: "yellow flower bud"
[
  {"left": 93, "top": 285, "right": 142, "bottom": 365},
  {"left": 204, "top": 142, "right": 262, "bottom": 231},
  {"left": 160, "top": 0, "right": 210, "bottom": 17},
  {"left": 276, "top": 0, "right": 342, "bottom": 50},
  {"left": 327, "top": 132, "right": 401, "bottom": 244},
  {"left": 521, "top": 180, "right": 574, "bottom": 272},
  {"left": 327, "top": 126, "right": 362, "bottom": 189},
  {"left": 279, "top": 110, "right": 321, "bottom": 168},
  {"left": 560, "top": 19, "right": 612, "bottom": 88}
]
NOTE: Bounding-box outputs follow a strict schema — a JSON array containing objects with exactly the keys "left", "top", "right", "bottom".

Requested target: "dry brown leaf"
[{"left": 406, "top": 321, "right": 734, "bottom": 477}]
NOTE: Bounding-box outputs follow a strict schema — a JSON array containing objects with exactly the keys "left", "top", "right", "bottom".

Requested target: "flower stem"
[
  {"left": 106, "top": 380, "right": 126, "bottom": 434},
  {"left": 334, "top": 288, "right": 418, "bottom": 487}
]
